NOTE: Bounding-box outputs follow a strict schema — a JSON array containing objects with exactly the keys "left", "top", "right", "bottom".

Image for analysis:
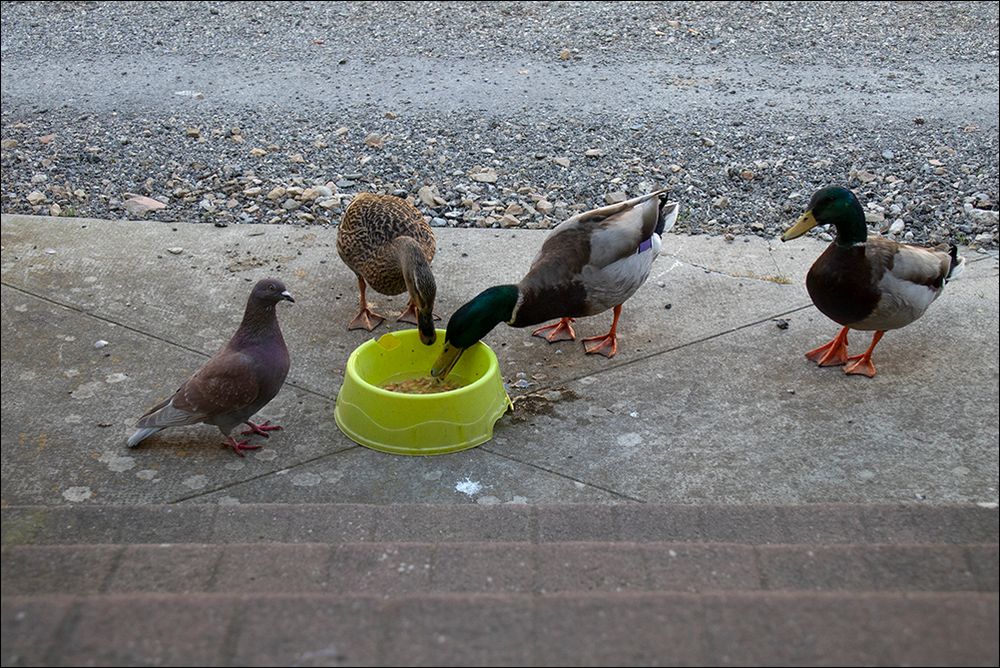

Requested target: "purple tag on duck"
[{"left": 637, "top": 237, "right": 653, "bottom": 254}]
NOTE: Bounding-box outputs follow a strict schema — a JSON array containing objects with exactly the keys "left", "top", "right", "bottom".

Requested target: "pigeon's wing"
[{"left": 135, "top": 350, "right": 260, "bottom": 428}]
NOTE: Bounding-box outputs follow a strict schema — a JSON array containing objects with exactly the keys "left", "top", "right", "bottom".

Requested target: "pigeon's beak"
[
  {"left": 281, "top": 290, "right": 295, "bottom": 303},
  {"left": 781, "top": 210, "right": 818, "bottom": 242}
]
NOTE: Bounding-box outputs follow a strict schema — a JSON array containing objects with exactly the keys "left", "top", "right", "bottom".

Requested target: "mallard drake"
[
  {"left": 336, "top": 192, "right": 438, "bottom": 345},
  {"left": 431, "top": 190, "right": 679, "bottom": 378},
  {"left": 781, "top": 186, "right": 965, "bottom": 377}
]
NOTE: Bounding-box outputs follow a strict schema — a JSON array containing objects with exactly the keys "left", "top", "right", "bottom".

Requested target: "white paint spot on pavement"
[
  {"left": 616, "top": 432, "right": 642, "bottom": 448},
  {"left": 455, "top": 478, "right": 482, "bottom": 496},
  {"left": 292, "top": 472, "right": 322, "bottom": 487},
  {"left": 70, "top": 380, "right": 104, "bottom": 400},
  {"left": 62, "top": 486, "right": 93, "bottom": 502},
  {"left": 182, "top": 474, "right": 209, "bottom": 490},
  {"left": 99, "top": 452, "right": 136, "bottom": 472}
]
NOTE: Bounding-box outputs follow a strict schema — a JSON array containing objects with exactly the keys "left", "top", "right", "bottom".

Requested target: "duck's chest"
[{"left": 806, "top": 245, "right": 880, "bottom": 326}]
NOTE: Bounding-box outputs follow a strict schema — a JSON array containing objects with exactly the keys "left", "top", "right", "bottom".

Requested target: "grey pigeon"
[{"left": 127, "top": 278, "right": 294, "bottom": 456}]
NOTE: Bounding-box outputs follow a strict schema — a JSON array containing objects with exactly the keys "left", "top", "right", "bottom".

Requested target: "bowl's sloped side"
[{"left": 334, "top": 330, "right": 512, "bottom": 456}]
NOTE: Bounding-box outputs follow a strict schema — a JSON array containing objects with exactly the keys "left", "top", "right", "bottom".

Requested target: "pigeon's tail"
[{"left": 127, "top": 427, "right": 162, "bottom": 448}]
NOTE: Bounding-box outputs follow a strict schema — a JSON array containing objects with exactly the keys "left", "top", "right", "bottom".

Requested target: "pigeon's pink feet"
[
  {"left": 532, "top": 317, "right": 577, "bottom": 342},
  {"left": 223, "top": 436, "right": 262, "bottom": 457},
  {"left": 241, "top": 420, "right": 282, "bottom": 438}
]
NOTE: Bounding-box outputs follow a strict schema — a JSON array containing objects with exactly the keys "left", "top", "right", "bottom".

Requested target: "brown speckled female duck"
[
  {"left": 782, "top": 186, "right": 965, "bottom": 377},
  {"left": 336, "top": 192, "right": 438, "bottom": 345}
]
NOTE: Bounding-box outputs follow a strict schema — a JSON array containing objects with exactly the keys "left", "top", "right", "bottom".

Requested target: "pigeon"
[{"left": 127, "top": 278, "right": 294, "bottom": 456}]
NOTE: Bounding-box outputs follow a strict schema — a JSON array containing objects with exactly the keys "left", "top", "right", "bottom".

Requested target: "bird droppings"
[
  {"left": 455, "top": 478, "right": 482, "bottom": 496},
  {"left": 292, "top": 472, "right": 322, "bottom": 487},
  {"left": 99, "top": 451, "right": 136, "bottom": 472},
  {"left": 62, "top": 486, "right": 93, "bottom": 502},
  {"left": 182, "top": 474, "right": 209, "bottom": 489}
]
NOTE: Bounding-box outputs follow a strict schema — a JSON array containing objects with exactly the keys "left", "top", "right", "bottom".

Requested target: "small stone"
[
  {"left": 774, "top": 319, "right": 789, "bottom": 330},
  {"left": 94, "top": 340, "right": 109, "bottom": 349},
  {"left": 740, "top": 170, "right": 754, "bottom": 181},
  {"left": 430, "top": 217, "right": 447, "bottom": 227},
  {"left": 471, "top": 168, "right": 498, "bottom": 183},
  {"left": 167, "top": 247, "right": 183, "bottom": 255},
  {"left": 288, "top": 153, "right": 305, "bottom": 163},
  {"left": 27, "top": 190, "right": 46, "bottom": 205},
  {"left": 186, "top": 127, "right": 201, "bottom": 138},
  {"left": 535, "top": 199, "right": 554, "bottom": 214},
  {"left": 701, "top": 137, "right": 716, "bottom": 147},
  {"left": 889, "top": 219, "right": 905, "bottom": 234},
  {"left": 1, "top": 138, "right": 18, "bottom": 150},
  {"left": 249, "top": 147, "right": 267, "bottom": 157},
  {"left": 881, "top": 149, "right": 895, "bottom": 160},
  {"left": 585, "top": 148, "right": 604, "bottom": 157},
  {"left": 334, "top": 126, "right": 349, "bottom": 136},
  {"left": 553, "top": 157, "right": 571, "bottom": 168},
  {"left": 558, "top": 48, "right": 572, "bottom": 60},
  {"left": 49, "top": 203, "right": 62, "bottom": 216},
  {"left": 267, "top": 186, "right": 287, "bottom": 200},
  {"left": 363, "top": 133, "right": 384, "bottom": 149},
  {"left": 713, "top": 196, "right": 730, "bottom": 209},
  {"left": 605, "top": 191, "right": 627, "bottom": 204},
  {"left": 499, "top": 214, "right": 520, "bottom": 228}
]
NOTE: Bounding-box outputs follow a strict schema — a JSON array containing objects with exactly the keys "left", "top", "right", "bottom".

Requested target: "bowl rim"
[{"left": 345, "top": 329, "right": 498, "bottom": 400}]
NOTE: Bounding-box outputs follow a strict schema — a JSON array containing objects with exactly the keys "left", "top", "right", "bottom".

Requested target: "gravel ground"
[{"left": 1, "top": 1, "right": 998, "bottom": 248}]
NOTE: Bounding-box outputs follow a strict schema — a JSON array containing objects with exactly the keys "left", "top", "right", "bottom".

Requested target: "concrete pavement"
[{"left": 1, "top": 213, "right": 998, "bottom": 507}]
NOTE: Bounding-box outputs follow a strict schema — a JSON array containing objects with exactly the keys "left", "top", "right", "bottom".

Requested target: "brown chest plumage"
[{"left": 806, "top": 244, "right": 881, "bottom": 326}]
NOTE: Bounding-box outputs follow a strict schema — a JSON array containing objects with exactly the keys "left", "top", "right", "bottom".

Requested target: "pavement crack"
[
  {"left": 477, "top": 447, "right": 646, "bottom": 503},
  {"left": 167, "top": 445, "right": 361, "bottom": 504},
  {"left": 0, "top": 280, "right": 333, "bottom": 403}
]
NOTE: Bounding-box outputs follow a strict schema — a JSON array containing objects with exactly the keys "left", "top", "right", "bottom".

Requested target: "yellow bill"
[{"left": 781, "top": 210, "right": 819, "bottom": 242}]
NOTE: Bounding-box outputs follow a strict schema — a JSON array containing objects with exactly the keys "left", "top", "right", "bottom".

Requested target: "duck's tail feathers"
[
  {"left": 655, "top": 199, "right": 680, "bottom": 237},
  {"left": 945, "top": 244, "right": 965, "bottom": 283},
  {"left": 127, "top": 427, "right": 162, "bottom": 448}
]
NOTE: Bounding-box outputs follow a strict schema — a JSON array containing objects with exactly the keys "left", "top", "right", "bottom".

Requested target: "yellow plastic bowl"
[{"left": 334, "top": 329, "right": 512, "bottom": 455}]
